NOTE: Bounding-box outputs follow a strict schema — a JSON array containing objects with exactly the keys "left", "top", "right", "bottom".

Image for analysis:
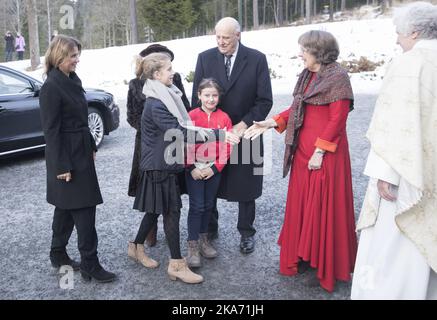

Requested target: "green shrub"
[{"left": 185, "top": 71, "right": 195, "bottom": 83}]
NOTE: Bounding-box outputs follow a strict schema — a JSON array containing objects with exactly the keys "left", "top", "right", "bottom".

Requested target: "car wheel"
[{"left": 88, "top": 107, "right": 105, "bottom": 148}]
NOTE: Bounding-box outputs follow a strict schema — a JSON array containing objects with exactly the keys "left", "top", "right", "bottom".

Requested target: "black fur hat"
[{"left": 139, "top": 44, "right": 174, "bottom": 61}]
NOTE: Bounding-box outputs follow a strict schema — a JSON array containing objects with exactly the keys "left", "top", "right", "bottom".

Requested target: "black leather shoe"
[
  {"left": 50, "top": 254, "right": 80, "bottom": 271},
  {"left": 298, "top": 260, "right": 311, "bottom": 274},
  {"left": 240, "top": 236, "right": 255, "bottom": 254},
  {"left": 80, "top": 266, "right": 116, "bottom": 283}
]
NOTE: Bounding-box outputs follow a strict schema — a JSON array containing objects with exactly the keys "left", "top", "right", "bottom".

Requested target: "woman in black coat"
[
  {"left": 127, "top": 44, "right": 189, "bottom": 247},
  {"left": 39, "top": 35, "right": 116, "bottom": 283}
]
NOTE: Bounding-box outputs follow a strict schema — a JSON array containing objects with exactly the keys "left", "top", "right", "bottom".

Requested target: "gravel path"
[{"left": 0, "top": 94, "right": 376, "bottom": 300}]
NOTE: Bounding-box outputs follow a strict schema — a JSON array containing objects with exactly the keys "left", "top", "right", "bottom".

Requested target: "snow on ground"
[{"left": 2, "top": 17, "right": 400, "bottom": 104}]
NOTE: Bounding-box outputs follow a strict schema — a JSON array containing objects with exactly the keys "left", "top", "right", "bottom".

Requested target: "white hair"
[
  {"left": 393, "top": 1, "right": 437, "bottom": 39},
  {"left": 215, "top": 17, "right": 241, "bottom": 33}
]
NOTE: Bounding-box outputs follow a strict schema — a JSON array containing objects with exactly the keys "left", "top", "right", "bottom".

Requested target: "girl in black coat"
[
  {"left": 39, "top": 35, "right": 115, "bottom": 283},
  {"left": 127, "top": 52, "right": 239, "bottom": 284},
  {"left": 127, "top": 44, "right": 189, "bottom": 247}
]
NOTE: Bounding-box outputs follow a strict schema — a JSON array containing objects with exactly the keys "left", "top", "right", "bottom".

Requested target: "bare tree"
[
  {"left": 305, "top": 0, "right": 311, "bottom": 23},
  {"left": 46, "top": 0, "right": 51, "bottom": 45},
  {"left": 272, "top": 0, "right": 279, "bottom": 26},
  {"left": 278, "top": 0, "right": 284, "bottom": 25},
  {"left": 263, "top": 0, "right": 267, "bottom": 25},
  {"left": 253, "top": 0, "right": 259, "bottom": 29},
  {"left": 129, "top": 0, "right": 138, "bottom": 44},
  {"left": 238, "top": 0, "right": 243, "bottom": 29},
  {"left": 285, "top": 0, "right": 289, "bottom": 22},
  {"left": 221, "top": 0, "right": 226, "bottom": 17},
  {"left": 300, "top": 0, "right": 304, "bottom": 18},
  {"left": 26, "top": 0, "right": 40, "bottom": 69},
  {"left": 329, "top": 0, "right": 333, "bottom": 21},
  {"left": 244, "top": 0, "right": 248, "bottom": 30}
]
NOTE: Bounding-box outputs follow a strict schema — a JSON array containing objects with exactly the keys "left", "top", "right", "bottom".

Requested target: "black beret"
[{"left": 139, "top": 44, "right": 174, "bottom": 61}]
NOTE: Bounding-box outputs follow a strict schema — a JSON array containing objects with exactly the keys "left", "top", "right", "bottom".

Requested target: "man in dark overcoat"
[{"left": 192, "top": 17, "right": 273, "bottom": 254}]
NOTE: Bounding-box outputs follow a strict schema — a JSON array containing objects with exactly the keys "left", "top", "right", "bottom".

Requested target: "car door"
[{"left": 0, "top": 69, "right": 43, "bottom": 155}]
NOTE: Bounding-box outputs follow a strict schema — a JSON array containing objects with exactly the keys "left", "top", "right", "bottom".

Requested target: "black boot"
[
  {"left": 50, "top": 251, "right": 80, "bottom": 271},
  {"left": 80, "top": 265, "right": 116, "bottom": 283}
]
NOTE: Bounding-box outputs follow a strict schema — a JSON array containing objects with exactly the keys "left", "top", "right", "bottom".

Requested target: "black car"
[{"left": 0, "top": 65, "right": 119, "bottom": 157}]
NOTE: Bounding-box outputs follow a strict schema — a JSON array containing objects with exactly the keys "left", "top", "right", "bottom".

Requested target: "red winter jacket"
[{"left": 186, "top": 107, "right": 233, "bottom": 173}]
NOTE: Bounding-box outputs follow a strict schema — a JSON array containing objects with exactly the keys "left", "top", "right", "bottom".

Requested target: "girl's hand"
[
  {"left": 191, "top": 168, "right": 204, "bottom": 180},
  {"left": 244, "top": 119, "right": 277, "bottom": 140},
  {"left": 201, "top": 167, "right": 214, "bottom": 180}
]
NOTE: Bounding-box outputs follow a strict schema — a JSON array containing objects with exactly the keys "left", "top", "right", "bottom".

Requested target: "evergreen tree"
[{"left": 138, "top": 0, "right": 197, "bottom": 41}]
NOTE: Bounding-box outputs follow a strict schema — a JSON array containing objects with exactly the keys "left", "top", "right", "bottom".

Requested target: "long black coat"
[
  {"left": 39, "top": 68, "right": 103, "bottom": 210},
  {"left": 126, "top": 73, "right": 189, "bottom": 197},
  {"left": 192, "top": 43, "right": 273, "bottom": 201}
]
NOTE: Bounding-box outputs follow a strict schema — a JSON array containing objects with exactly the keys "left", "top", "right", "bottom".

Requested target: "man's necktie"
[{"left": 225, "top": 55, "right": 232, "bottom": 80}]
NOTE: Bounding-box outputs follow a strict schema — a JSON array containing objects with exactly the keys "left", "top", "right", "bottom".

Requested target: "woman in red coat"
[{"left": 244, "top": 30, "right": 357, "bottom": 292}]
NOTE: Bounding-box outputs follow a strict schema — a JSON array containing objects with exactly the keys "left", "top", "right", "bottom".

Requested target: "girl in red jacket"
[{"left": 185, "top": 78, "right": 233, "bottom": 269}]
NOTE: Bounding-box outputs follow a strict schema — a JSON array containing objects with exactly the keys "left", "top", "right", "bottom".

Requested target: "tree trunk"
[
  {"left": 238, "top": 0, "right": 243, "bottom": 30},
  {"left": 285, "top": 0, "right": 289, "bottom": 22},
  {"left": 26, "top": 0, "right": 40, "bottom": 70},
  {"left": 329, "top": 0, "right": 334, "bottom": 21},
  {"left": 263, "top": 0, "right": 267, "bottom": 25},
  {"left": 244, "top": 0, "right": 248, "bottom": 30},
  {"left": 278, "top": 0, "right": 284, "bottom": 25},
  {"left": 253, "top": 0, "right": 259, "bottom": 30},
  {"left": 305, "top": 0, "right": 311, "bottom": 23},
  {"left": 341, "top": 0, "right": 345, "bottom": 11},
  {"left": 272, "top": 0, "right": 279, "bottom": 26},
  {"left": 16, "top": 0, "right": 21, "bottom": 33},
  {"left": 46, "top": 0, "right": 51, "bottom": 46},
  {"left": 214, "top": 0, "right": 219, "bottom": 21},
  {"left": 129, "top": 0, "right": 138, "bottom": 44},
  {"left": 381, "top": 0, "right": 387, "bottom": 14},
  {"left": 313, "top": 0, "right": 317, "bottom": 16},
  {"left": 126, "top": 23, "right": 130, "bottom": 45},
  {"left": 300, "top": 0, "right": 304, "bottom": 18},
  {"left": 221, "top": 0, "right": 226, "bottom": 18}
]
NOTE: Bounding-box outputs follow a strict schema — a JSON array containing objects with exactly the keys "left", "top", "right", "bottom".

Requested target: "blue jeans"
[
  {"left": 5, "top": 50, "right": 13, "bottom": 62},
  {"left": 185, "top": 170, "right": 221, "bottom": 241}
]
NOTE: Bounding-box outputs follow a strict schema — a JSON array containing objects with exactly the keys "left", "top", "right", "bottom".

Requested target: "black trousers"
[
  {"left": 50, "top": 206, "right": 99, "bottom": 271},
  {"left": 209, "top": 199, "right": 256, "bottom": 238}
]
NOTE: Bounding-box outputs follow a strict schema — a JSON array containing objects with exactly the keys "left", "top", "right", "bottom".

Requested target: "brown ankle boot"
[
  {"left": 127, "top": 242, "right": 159, "bottom": 268},
  {"left": 145, "top": 223, "right": 158, "bottom": 247},
  {"left": 199, "top": 233, "right": 218, "bottom": 258},
  {"left": 186, "top": 240, "right": 201, "bottom": 268},
  {"left": 167, "top": 258, "right": 204, "bottom": 284}
]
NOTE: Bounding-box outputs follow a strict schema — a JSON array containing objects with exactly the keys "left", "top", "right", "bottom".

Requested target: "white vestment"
[{"left": 351, "top": 151, "right": 437, "bottom": 300}]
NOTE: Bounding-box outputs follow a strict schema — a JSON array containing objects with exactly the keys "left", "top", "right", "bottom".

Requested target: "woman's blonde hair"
[
  {"left": 140, "top": 52, "right": 171, "bottom": 80},
  {"left": 44, "top": 35, "right": 81, "bottom": 75}
]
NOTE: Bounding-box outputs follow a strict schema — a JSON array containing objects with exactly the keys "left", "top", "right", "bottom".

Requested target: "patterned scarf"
[{"left": 282, "top": 62, "right": 354, "bottom": 177}]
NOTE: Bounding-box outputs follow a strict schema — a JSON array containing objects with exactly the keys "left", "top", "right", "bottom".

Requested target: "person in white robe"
[{"left": 351, "top": 1, "right": 437, "bottom": 300}]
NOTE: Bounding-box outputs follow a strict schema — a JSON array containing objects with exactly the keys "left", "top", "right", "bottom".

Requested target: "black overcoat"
[
  {"left": 192, "top": 44, "right": 273, "bottom": 201},
  {"left": 39, "top": 68, "right": 103, "bottom": 210}
]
